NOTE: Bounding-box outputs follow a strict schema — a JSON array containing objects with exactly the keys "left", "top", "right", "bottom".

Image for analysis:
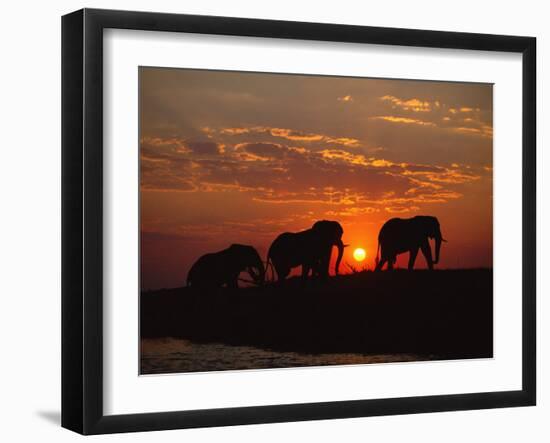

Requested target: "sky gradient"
[{"left": 140, "top": 67, "right": 493, "bottom": 290}]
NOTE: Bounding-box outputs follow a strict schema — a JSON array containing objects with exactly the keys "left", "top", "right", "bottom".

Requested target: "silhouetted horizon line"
[{"left": 141, "top": 267, "right": 493, "bottom": 293}]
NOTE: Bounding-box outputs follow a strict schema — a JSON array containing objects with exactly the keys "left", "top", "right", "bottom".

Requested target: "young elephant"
[{"left": 186, "top": 244, "right": 265, "bottom": 289}]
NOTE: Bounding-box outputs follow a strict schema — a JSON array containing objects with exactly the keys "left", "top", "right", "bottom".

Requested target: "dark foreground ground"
[{"left": 141, "top": 269, "right": 493, "bottom": 360}]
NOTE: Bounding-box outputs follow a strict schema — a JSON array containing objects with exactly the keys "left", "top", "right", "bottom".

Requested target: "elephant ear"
[
  {"left": 335, "top": 222, "right": 344, "bottom": 239},
  {"left": 429, "top": 217, "right": 441, "bottom": 236}
]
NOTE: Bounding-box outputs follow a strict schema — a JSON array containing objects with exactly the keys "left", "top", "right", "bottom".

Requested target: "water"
[{"left": 141, "top": 338, "right": 431, "bottom": 375}]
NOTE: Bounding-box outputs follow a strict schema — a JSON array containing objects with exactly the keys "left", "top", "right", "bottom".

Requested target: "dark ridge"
[{"left": 141, "top": 269, "right": 493, "bottom": 358}]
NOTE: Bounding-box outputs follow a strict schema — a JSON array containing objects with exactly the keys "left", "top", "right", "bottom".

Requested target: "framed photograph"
[{"left": 62, "top": 8, "right": 536, "bottom": 435}]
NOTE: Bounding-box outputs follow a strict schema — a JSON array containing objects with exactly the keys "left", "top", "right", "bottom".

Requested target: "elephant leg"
[
  {"left": 420, "top": 241, "right": 433, "bottom": 270},
  {"left": 316, "top": 250, "right": 330, "bottom": 277},
  {"left": 227, "top": 273, "right": 239, "bottom": 289},
  {"left": 301, "top": 264, "right": 311, "bottom": 279},
  {"left": 319, "top": 259, "right": 330, "bottom": 278},
  {"left": 313, "top": 265, "right": 321, "bottom": 278},
  {"left": 386, "top": 257, "right": 394, "bottom": 270},
  {"left": 408, "top": 248, "right": 419, "bottom": 270},
  {"left": 375, "top": 256, "right": 387, "bottom": 271},
  {"left": 275, "top": 265, "right": 290, "bottom": 282}
]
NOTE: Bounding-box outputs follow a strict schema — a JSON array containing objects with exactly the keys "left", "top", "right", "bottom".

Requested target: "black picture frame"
[{"left": 62, "top": 8, "right": 536, "bottom": 435}]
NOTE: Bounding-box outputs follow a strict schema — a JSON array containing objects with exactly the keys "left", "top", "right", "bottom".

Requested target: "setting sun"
[{"left": 353, "top": 248, "right": 366, "bottom": 262}]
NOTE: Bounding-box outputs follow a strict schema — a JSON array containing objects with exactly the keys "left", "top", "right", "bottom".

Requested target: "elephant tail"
[{"left": 375, "top": 240, "right": 381, "bottom": 267}]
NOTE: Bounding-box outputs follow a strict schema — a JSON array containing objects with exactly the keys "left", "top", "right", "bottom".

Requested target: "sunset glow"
[{"left": 140, "top": 67, "right": 493, "bottom": 290}]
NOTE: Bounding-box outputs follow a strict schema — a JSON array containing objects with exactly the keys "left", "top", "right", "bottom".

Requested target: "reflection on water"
[{"left": 141, "top": 338, "right": 432, "bottom": 375}]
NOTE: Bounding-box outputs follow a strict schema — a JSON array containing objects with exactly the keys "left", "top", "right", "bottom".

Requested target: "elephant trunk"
[
  {"left": 334, "top": 239, "right": 344, "bottom": 275},
  {"left": 434, "top": 232, "right": 442, "bottom": 264},
  {"left": 255, "top": 256, "right": 266, "bottom": 285},
  {"left": 257, "top": 263, "right": 265, "bottom": 285}
]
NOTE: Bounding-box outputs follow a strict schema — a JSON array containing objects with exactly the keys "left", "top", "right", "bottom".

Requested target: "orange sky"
[{"left": 140, "top": 67, "right": 493, "bottom": 290}]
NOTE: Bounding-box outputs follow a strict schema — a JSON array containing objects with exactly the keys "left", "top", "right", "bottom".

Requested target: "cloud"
[
  {"left": 325, "top": 206, "right": 379, "bottom": 217},
  {"left": 358, "top": 189, "right": 463, "bottom": 206},
  {"left": 235, "top": 142, "right": 288, "bottom": 161},
  {"left": 141, "top": 136, "right": 224, "bottom": 157},
  {"left": 369, "top": 116, "right": 436, "bottom": 127},
  {"left": 218, "top": 126, "right": 360, "bottom": 147},
  {"left": 219, "top": 127, "right": 249, "bottom": 135},
  {"left": 269, "top": 127, "right": 324, "bottom": 141},
  {"left": 141, "top": 136, "right": 190, "bottom": 153},
  {"left": 380, "top": 95, "right": 432, "bottom": 112},
  {"left": 325, "top": 137, "right": 361, "bottom": 147},
  {"left": 140, "top": 129, "right": 486, "bottom": 220},
  {"left": 220, "top": 126, "right": 322, "bottom": 141},
  {"left": 384, "top": 206, "right": 421, "bottom": 213},
  {"left": 370, "top": 114, "right": 493, "bottom": 139},
  {"left": 185, "top": 141, "right": 222, "bottom": 155},
  {"left": 337, "top": 95, "right": 353, "bottom": 102},
  {"left": 376, "top": 97, "right": 492, "bottom": 140},
  {"left": 451, "top": 126, "right": 493, "bottom": 138},
  {"left": 448, "top": 106, "right": 480, "bottom": 114},
  {"left": 401, "top": 167, "right": 480, "bottom": 184},
  {"left": 318, "top": 149, "right": 369, "bottom": 166},
  {"left": 452, "top": 127, "right": 482, "bottom": 135}
]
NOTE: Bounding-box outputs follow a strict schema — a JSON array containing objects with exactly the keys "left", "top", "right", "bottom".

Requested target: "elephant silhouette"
[
  {"left": 187, "top": 244, "right": 265, "bottom": 289},
  {"left": 267, "top": 220, "right": 345, "bottom": 282},
  {"left": 375, "top": 216, "right": 446, "bottom": 271}
]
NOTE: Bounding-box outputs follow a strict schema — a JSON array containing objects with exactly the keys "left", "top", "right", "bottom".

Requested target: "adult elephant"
[
  {"left": 375, "top": 216, "right": 446, "bottom": 271},
  {"left": 186, "top": 244, "right": 265, "bottom": 289},
  {"left": 267, "top": 220, "right": 344, "bottom": 282}
]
